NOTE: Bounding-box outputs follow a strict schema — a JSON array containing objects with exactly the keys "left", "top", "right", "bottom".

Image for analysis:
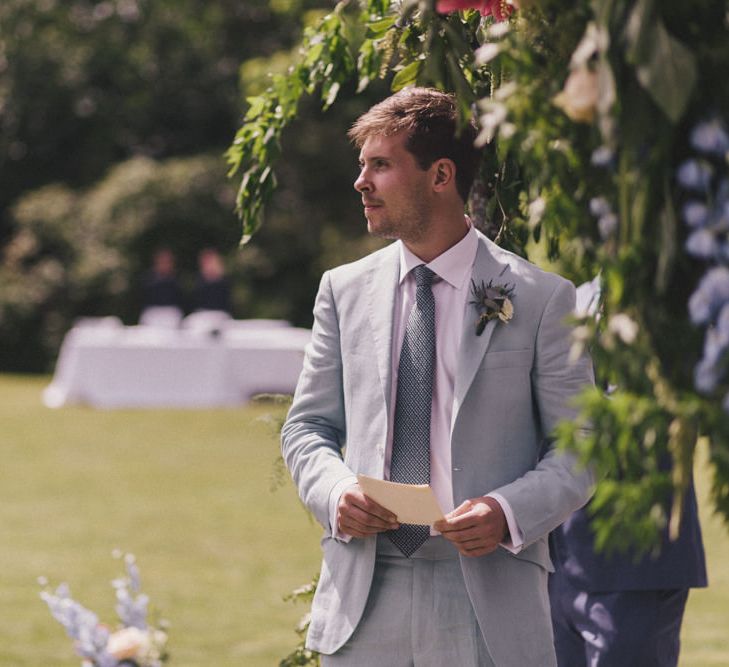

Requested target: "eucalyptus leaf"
[{"left": 391, "top": 59, "right": 422, "bottom": 91}]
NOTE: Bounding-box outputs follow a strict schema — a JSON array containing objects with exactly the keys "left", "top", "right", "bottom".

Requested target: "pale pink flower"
[
  {"left": 107, "top": 627, "right": 149, "bottom": 660},
  {"left": 553, "top": 66, "right": 599, "bottom": 123}
]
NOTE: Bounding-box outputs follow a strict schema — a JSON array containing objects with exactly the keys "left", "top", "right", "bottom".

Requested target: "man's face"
[{"left": 354, "top": 131, "right": 434, "bottom": 244}]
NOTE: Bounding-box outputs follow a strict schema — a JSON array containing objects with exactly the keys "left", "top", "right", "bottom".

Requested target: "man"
[
  {"left": 549, "top": 278, "right": 707, "bottom": 667},
  {"left": 282, "top": 87, "right": 594, "bottom": 666}
]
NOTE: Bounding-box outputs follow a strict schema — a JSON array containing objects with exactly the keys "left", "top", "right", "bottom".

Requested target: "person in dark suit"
[
  {"left": 193, "top": 247, "right": 231, "bottom": 314},
  {"left": 139, "top": 247, "right": 185, "bottom": 327},
  {"left": 141, "top": 247, "right": 184, "bottom": 311},
  {"left": 549, "top": 279, "right": 707, "bottom": 667}
]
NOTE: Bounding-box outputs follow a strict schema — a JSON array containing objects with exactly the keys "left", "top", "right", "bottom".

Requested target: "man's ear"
[{"left": 432, "top": 159, "right": 456, "bottom": 191}]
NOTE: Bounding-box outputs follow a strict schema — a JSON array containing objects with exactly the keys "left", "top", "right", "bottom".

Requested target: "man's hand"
[
  {"left": 337, "top": 483, "right": 400, "bottom": 538},
  {"left": 434, "top": 496, "right": 507, "bottom": 557}
]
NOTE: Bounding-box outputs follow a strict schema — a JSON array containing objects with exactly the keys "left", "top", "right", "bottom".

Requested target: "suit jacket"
[
  {"left": 551, "top": 483, "right": 707, "bottom": 592},
  {"left": 282, "top": 231, "right": 595, "bottom": 665},
  {"left": 551, "top": 278, "right": 707, "bottom": 594}
]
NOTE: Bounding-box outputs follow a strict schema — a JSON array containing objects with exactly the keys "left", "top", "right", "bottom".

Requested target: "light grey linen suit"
[{"left": 282, "top": 230, "right": 594, "bottom": 666}]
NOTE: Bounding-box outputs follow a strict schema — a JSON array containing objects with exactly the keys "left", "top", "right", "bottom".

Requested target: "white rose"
[
  {"left": 553, "top": 66, "right": 599, "bottom": 124},
  {"left": 107, "top": 626, "right": 150, "bottom": 660}
]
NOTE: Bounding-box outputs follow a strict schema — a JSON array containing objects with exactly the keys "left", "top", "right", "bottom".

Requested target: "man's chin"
[
  {"left": 367, "top": 219, "right": 396, "bottom": 239},
  {"left": 368, "top": 226, "right": 397, "bottom": 240}
]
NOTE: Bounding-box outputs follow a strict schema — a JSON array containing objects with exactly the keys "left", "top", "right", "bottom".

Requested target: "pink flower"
[{"left": 436, "top": 0, "right": 517, "bottom": 21}]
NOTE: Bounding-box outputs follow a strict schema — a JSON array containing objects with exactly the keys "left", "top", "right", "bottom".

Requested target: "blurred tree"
[{"left": 0, "top": 0, "right": 329, "bottom": 238}]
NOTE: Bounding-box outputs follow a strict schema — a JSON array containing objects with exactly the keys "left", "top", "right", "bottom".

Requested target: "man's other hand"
[
  {"left": 434, "top": 496, "right": 507, "bottom": 557},
  {"left": 337, "top": 484, "right": 400, "bottom": 538}
]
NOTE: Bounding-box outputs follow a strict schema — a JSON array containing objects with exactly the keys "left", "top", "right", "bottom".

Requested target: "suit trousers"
[
  {"left": 549, "top": 567, "right": 689, "bottom": 667},
  {"left": 321, "top": 535, "right": 494, "bottom": 667}
]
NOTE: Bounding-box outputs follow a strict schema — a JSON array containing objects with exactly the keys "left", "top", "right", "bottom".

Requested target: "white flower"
[
  {"left": 608, "top": 313, "right": 639, "bottom": 344},
  {"left": 475, "top": 42, "right": 502, "bottom": 64},
  {"left": 476, "top": 102, "right": 508, "bottom": 146},
  {"left": 498, "top": 298, "right": 514, "bottom": 322}
]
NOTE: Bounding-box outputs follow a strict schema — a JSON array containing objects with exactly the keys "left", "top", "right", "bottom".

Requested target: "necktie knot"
[{"left": 413, "top": 265, "right": 435, "bottom": 289}]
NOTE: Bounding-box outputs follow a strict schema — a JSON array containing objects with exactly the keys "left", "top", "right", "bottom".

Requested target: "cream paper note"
[{"left": 357, "top": 474, "right": 445, "bottom": 525}]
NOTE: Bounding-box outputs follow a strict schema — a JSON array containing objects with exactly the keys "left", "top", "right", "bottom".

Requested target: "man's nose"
[{"left": 354, "top": 170, "right": 371, "bottom": 193}]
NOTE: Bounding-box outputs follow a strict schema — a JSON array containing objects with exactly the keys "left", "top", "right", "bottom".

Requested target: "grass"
[
  {"left": 0, "top": 374, "right": 322, "bottom": 666},
  {"left": 0, "top": 374, "right": 727, "bottom": 666}
]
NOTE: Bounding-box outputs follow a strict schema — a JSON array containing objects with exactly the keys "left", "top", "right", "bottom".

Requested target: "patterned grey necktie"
[{"left": 387, "top": 264, "right": 436, "bottom": 557}]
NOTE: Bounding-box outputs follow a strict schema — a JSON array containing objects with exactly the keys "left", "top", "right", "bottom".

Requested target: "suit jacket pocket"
[{"left": 481, "top": 348, "right": 533, "bottom": 370}]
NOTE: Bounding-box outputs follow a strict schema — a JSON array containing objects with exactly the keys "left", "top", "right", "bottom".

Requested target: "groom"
[{"left": 282, "top": 87, "right": 594, "bottom": 666}]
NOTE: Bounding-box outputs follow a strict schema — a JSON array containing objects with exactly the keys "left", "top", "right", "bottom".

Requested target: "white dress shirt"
[{"left": 331, "top": 223, "right": 522, "bottom": 551}]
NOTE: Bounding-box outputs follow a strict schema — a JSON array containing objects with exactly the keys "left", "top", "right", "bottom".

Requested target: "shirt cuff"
[
  {"left": 328, "top": 475, "right": 359, "bottom": 543},
  {"left": 486, "top": 491, "right": 524, "bottom": 554}
]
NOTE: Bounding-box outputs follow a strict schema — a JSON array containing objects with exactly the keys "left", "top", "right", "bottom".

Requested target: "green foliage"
[{"left": 279, "top": 577, "right": 321, "bottom": 667}]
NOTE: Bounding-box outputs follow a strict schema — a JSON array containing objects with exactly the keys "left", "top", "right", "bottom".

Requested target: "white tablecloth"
[{"left": 43, "top": 321, "right": 310, "bottom": 409}]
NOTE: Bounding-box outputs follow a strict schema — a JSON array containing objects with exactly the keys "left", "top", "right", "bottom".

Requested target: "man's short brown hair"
[{"left": 348, "top": 87, "right": 480, "bottom": 202}]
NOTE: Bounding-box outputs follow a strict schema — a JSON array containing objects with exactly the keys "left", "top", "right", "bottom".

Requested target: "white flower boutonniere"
[{"left": 470, "top": 279, "right": 515, "bottom": 335}]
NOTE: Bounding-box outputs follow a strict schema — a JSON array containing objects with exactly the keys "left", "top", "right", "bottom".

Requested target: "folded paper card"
[{"left": 357, "top": 474, "right": 445, "bottom": 525}]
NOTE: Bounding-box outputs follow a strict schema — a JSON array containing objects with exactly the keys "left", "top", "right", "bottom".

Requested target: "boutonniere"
[{"left": 470, "top": 279, "right": 515, "bottom": 335}]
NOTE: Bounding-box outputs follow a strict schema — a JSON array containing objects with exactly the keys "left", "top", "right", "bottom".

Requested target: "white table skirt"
[{"left": 43, "top": 321, "right": 310, "bottom": 409}]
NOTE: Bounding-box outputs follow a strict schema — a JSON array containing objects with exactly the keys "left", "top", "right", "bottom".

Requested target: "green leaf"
[
  {"left": 366, "top": 16, "right": 396, "bottom": 38},
  {"left": 655, "top": 180, "right": 677, "bottom": 295},
  {"left": 244, "top": 96, "right": 267, "bottom": 120},
  {"left": 624, "top": 0, "right": 697, "bottom": 124},
  {"left": 391, "top": 59, "right": 422, "bottom": 91}
]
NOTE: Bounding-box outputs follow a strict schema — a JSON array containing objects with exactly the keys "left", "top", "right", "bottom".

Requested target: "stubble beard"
[{"left": 366, "top": 199, "right": 431, "bottom": 246}]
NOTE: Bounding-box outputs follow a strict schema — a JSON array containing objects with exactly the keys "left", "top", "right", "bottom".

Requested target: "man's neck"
[{"left": 403, "top": 214, "right": 470, "bottom": 263}]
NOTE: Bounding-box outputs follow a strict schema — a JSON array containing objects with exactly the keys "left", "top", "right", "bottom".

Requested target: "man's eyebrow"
[{"left": 358, "top": 155, "right": 390, "bottom": 164}]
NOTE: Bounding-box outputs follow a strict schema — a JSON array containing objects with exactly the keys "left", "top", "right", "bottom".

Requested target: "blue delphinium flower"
[
  {"left": 688, "top": 266, "right": 729, "bottom": 325},
  {"left": 677, "top": 159, "right": 714, "bottom": 192},
  {"left": 679, "top": 116, "right": 729, "bottom": 401},
  {"left": 695, "top": 357, "right": 719, "bottom": 393},
  {"left": 686, "top": 228, "right": 719, "bottom": 259},
  {"left": 40, "top": 585, "right": 116, "bottom": 667},
  {"left": 682, "top": 201, "right": 710, "bottom": 228},
  {"left": 690, "top": 118, "right": 729, "bottom": 156},
  {"left": 598, "top": 213, "right": 618, "bottom": 239},
  {"left": 589, "top": 197, "right": 619, "bottom": 239},
  {"left": 591, "top": 145, "right": 615, "bottom": 167},
  {"left": 113, "top": 554, "right": 149, "bottom": 630}
]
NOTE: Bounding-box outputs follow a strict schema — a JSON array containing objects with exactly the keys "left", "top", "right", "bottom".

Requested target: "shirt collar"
[{"left": 399, "top": 222, "right": 478, "bottom": 290}]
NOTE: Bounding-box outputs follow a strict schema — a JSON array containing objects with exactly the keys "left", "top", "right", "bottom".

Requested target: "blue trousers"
[
  {"left": 549, "top": 568, "right": 689, "bottom": 667},
  {"left": 322, "top": 535, "right": 493, "bottom": 667}
]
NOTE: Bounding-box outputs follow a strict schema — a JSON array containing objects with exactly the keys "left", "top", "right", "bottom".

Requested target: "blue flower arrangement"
[
  {"left": 677, "top": 117, "right": 729, "bottom": 402},
  {"left": 39, "top": 551, "right": 169, "bottom": 667}
]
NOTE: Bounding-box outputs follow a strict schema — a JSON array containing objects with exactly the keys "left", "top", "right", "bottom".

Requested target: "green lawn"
[
  {"left": 0, "top": 375, "right": 322, "bottom": 666},
  {"left": 0, "top": 374, "right": 727, "bottom": 666}
]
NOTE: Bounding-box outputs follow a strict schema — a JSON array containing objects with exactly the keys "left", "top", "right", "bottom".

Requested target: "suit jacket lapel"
[
  {"left": 453, "top": 237, "right": 512, "bottom": 423},
  {"left": 366, "top": 243, "right": 401, "bottom": 416}
]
